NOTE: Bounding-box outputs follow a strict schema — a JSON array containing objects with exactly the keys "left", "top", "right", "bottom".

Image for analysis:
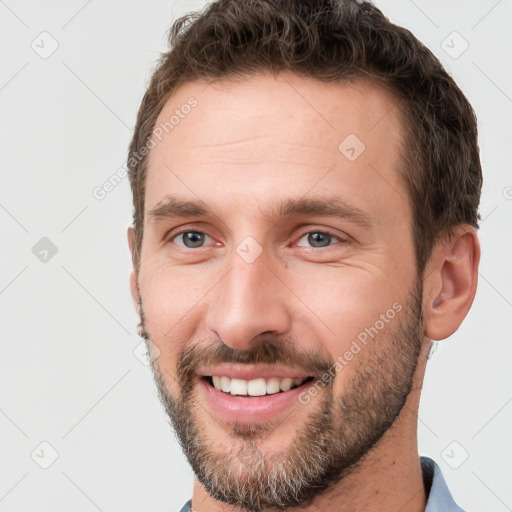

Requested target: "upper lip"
[{"left": 196, "top": 364, "right": 313, "bottom": 381}]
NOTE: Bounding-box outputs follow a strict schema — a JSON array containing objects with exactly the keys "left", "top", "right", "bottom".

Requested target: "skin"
[{"left": 127, "top": 73, "right": 480, "bottom": 511}]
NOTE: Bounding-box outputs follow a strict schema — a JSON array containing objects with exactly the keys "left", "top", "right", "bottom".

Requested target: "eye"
[
  {"left": 172, "top": 230, "right": 213, "bottom": 248},
  {"left": 296, "top": 231, "right": 344, "bottom": 248}
]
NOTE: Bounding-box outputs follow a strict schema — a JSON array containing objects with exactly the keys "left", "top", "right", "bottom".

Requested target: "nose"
[{"left": 205, "top": 253, "right": 291, "bottom": 351}]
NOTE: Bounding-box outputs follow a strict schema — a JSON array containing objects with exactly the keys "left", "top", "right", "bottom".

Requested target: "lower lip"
[{"left": 198, "top": 377, "right": 315, "bottom": 423}]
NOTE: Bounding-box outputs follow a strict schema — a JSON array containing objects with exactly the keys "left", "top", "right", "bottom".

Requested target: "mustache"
[
  {"left": 176, "top": 337, "right": 335, "bottom": 388},
  {"left": 137, "top": 295, "right": 335, "bottom": 388}
]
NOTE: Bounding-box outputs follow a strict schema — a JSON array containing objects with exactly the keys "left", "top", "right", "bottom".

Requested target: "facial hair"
[{"left": 137, "top": 279, "right": 424, "bottom": 511}]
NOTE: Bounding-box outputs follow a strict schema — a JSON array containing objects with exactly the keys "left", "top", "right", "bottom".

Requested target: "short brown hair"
[{"left": 127, "top": 0, "right": 482, "bottom": 275}]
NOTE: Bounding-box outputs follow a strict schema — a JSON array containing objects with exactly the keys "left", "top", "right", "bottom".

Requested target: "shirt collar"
[{"left": 421, "top": 456, "right": 466, "bottom": 512}]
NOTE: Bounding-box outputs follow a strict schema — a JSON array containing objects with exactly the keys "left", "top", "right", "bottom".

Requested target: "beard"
[{"left": 137, "top": 279, "right": 424, "bottom": 511}]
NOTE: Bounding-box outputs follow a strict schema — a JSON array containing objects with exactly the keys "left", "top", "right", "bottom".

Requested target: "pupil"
[
  {"left": 308, "top": 232, "right": 331, "bottom": 247},
  {"left": 184, "top": 231, "right": 204, "bottom": 248}
]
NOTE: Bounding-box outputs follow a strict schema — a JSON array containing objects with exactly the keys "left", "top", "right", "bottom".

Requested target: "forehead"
[
  {"left": 150, "top": 73, "right": 404, "bottom": 156},
  {"left": 145, "top": 72, "right": 409, "bottom": 227}
]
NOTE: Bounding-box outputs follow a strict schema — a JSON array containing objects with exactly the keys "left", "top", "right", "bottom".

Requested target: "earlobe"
[{"left": 423, "top": 225, "right": 480, "bottom": 341}]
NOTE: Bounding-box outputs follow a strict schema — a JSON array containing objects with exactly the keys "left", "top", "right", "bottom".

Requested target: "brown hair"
[{"left": 127, "top": 0, "right": 482, "bottom": 276}]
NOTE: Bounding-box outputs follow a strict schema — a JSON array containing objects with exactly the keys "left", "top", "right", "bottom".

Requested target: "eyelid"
[
  {"left": 164, "top": 222, "right": 213, "bottom": 240},
  {"left": 293, "top": 228, "right": 349, "bottom": 248},
  {"left": 164, "top": 225, "right": 349, "bottom": 249},
  {"left": 169, "top": 228, "right": 218, "bottom": 247}
]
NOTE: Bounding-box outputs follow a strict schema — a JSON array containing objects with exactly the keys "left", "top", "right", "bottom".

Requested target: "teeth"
[
  {"left": 247, "top": 378, "right": 267, "bottom": 396},
  {"left": 279, "top": 378, "right": 292, "bottom": 392},
  {"left": 220, "top": 376, "right": 231, "bottom": 393},
  {"left": 266, "top": 377, "right": 281, "bottom": 395},
  {"left": 230, "top": 378, "right": 248, "bottom": 396},
  {"left": 209, "top": 376, "right": 309, "bottom": 396}
]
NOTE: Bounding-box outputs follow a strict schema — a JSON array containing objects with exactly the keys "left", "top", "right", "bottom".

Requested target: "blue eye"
[
  {"left": 170, "top": 230, "right": 343, "bottom": 250},
  {"left": 173, "top": 231, "right": 211, "bottom": 248},
  {"left": 296, "top": 231, "right": 341, "bottom": 248}
]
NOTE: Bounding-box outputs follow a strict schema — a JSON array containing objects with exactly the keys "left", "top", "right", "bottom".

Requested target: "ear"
[
  {"left": 423, "top": 224, "right": 480, "bottom": 341},
  {"left": 127, "top": 225, "right": 140, "bottom": 313}
]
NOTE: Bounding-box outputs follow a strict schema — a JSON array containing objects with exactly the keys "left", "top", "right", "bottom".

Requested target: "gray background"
[{"left": 1, "top": 0, "right": 511, "bottom": 510}]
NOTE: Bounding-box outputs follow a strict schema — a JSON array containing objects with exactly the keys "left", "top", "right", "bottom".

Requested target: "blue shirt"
[{"left": 178, "top": 456, "right": 465, "bottom": 512}]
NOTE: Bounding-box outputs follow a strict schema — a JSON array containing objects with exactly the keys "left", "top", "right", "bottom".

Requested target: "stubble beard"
[{"left": 138, "top": 280, "right": 424, "bottom": 511}]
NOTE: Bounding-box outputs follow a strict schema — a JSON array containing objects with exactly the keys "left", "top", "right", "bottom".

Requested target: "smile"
[
  {"left": 204, "top": 375, "right": 315, "bottom": 396},
  {"left": 197, "top": 373, "right": 317, "bottom": 423}
]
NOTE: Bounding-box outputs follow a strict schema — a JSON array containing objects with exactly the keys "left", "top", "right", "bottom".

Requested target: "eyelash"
[
  {"left": 295, "top": 230, "right": 346, "bottom": 248},
  {"left": 168, "top": 229, "right": 347, "bottom": 249},
  {"left": 170, "top": 230, "right": 216, "bottom": 248}
]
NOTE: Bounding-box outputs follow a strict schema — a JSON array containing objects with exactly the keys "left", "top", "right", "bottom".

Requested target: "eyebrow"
[
  {"left": 271, "top": 197, "right": 373, "bottom": 228},
  {"left": 148, "top": 197, "right": 209, "bottom": 221},
  {"left": 147, "top": 195, "right": 373, "bottom": 229}
]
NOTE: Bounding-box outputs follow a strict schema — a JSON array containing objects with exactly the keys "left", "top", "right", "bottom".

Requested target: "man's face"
[{"left": 131, "top": 74, "right": 426, "bottom": 509}]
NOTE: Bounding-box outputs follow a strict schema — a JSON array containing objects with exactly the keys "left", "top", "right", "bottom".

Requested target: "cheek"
[
  {"left": 286, "top": 265, "right": 405, "bottom": 357},
  {"left": 301, "top": 278, "right": 404, "bottom": 399},
  {"left": 138, "top": 261, "right": 211, "bottom": 355}
]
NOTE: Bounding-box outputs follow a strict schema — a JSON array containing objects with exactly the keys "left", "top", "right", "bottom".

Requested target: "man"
[{"left": 126, "top": 0, "right": 481, "bottom": 510}]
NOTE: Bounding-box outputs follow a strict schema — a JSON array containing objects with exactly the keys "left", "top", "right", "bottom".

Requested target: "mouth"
[
  {"left": 197, "top": 374, "right": 317, "bottom": 423},
  {"left": 202, "top": 375, "right": 315, "bottom": 397}
]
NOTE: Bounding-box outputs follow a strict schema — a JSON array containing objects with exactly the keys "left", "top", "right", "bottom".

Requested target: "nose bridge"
[{"left": 205, "top": 249, "right": 290, "bottom": 350}]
